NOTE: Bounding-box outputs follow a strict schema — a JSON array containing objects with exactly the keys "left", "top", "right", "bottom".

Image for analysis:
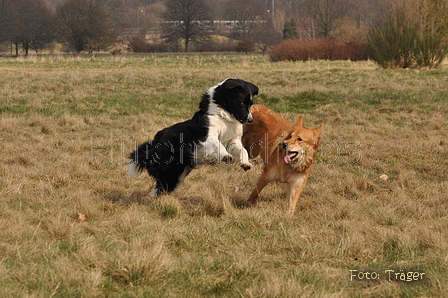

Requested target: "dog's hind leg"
[{"left": 150, "top": 166, "right": 193, "bottom": 198}]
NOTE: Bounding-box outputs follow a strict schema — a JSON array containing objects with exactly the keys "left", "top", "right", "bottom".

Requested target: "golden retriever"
[{"left": 242, "top": 105, "right": 324, "bottom": 213}]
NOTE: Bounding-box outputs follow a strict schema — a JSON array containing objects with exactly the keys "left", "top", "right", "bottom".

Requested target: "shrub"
[
  {"left": 367, "top": 15, "right": 448, "bottom": 69},
  {"left": 110, "top": 49, "right": 122, "bottom": 56},
  {"left": 367, "top": 17, "right": 419, "bottom": 69},
  {"left": 236, "top": 39, "right": 255, "bottom": 53},
  {"left": 414, "top": 31, "right": 448, "bottom": 69},
  {"left": 269, "top": 38, "right": 368, "bottom": 62},
  {"left": 196, "top": 42, "right": 236, "bottom": 52},
  {"left": 127, "top": 36, "right": 170, "bottom": 53}
]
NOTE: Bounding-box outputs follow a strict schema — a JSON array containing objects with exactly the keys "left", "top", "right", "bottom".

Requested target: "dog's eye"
[
  {"left": 240, "top": 102, "right": 245, "bottom": 107},
  {"left": 297, "top": 137, "right": 303, "bottom": 141}
]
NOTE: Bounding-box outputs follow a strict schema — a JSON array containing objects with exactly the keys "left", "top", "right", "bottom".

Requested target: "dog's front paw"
[
  {"left": 222, "top": 154, "right": 233, "bottom": 163},
  {"left": 246, "top": 198, "right": 257, "bottom": 206},
  {"left": 241, "top": 163, "right": 252, "bottom": 171}
]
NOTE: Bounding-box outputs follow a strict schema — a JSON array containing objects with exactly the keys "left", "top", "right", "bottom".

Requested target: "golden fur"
[{"left": 242, "top": 105, "right": 324, "bottom": 213}]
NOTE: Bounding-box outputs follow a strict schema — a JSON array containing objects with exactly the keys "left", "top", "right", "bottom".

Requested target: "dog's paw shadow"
[
  {"left": 100, "top": 192, "right": 255, "bottom": 216},
  {"left": 101, "top": 191, "right": 151, "bottom": 205},
  {"left": 230, "top": 194, "right": 253, "bottom": 209},
  {"left": 179, "top": 197, "right": 224, "bottom": 217}
]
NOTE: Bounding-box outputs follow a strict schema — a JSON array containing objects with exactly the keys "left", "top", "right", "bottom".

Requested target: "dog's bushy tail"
[
  {"left": 126, "top": 144, "right": 149, "bottom": 177},
  {"left": 126, "top": 159, "right": 143, "bottom": 177}
]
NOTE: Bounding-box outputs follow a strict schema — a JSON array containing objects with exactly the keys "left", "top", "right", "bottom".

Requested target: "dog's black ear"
[
  {"left": 223, "top": 78, "right": 258, "bottom": 96},
  {"left": 244, "top": 81, "right": 259, "bottom": 96}
]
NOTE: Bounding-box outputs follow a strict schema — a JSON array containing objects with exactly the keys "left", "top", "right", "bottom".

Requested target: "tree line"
[
  {"left": 0, "top": 0, "right": 447, "bottom": 62},
  {"left": 0, "top": 0, "right": 122, "bottom": 54}
]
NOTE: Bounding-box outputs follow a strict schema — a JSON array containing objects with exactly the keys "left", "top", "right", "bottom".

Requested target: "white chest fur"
[{"left": 195, "top": 103, "right": 248, "bottom": 166}]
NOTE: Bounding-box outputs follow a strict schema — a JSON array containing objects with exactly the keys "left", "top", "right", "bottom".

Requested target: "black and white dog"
[{"left": 127, "top": 78, "right": 258, "bottom": 198}]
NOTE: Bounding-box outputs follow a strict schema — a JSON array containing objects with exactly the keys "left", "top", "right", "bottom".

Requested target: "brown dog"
[{"left": 242, "top": 105, "right": 324, "bottom": 213}]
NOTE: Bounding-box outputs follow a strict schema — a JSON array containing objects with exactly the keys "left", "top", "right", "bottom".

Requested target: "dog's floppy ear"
[
  {"left": 244, "top": 81, "right": 259, "bottom": 96},
  {"left": 223, "top": 78, "right": 258, "bottom": 96}
]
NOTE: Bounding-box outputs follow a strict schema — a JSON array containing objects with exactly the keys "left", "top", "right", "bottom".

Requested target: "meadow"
[{"left": 0, "top": 53, "right": 447, "bottom": 297}]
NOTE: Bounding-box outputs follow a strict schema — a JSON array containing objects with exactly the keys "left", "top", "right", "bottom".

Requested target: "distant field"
[{"left": 1, "top": 53, "right": 447, "bottom": 297}]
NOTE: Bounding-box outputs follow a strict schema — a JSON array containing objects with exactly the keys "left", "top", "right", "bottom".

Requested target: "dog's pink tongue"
[{"left": 284, "top": 152, "right": 294, "bottom": 164}]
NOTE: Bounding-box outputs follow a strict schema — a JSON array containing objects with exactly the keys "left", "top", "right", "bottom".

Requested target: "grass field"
[{"left": 1, "top": 53, "right": 447, "bottom": 297}]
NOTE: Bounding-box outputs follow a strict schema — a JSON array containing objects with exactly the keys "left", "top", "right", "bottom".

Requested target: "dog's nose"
[
  {"left": 246, "top": 113, "right": 253, "bottom": 123},
  {"left": 282, "top": 142, "right": 288, "bottom": 150}
]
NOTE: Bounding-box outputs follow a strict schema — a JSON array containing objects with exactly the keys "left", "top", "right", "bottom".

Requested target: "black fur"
[
  {"left": 212, "top": 78, "right": 259, "bottom": 123},
  {"left": 129, "top": 109, "right": 209, "bottom": 193},
  {"left": 127, "top": 78, "right": 258, "bottom": 196}
]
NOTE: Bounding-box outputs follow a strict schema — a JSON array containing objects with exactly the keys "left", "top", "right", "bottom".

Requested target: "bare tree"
[
  {"left": 252, "top": 18, "right": 282, "bottom": 54},
  {"left": 163, "top": 0, "right": 212, "bottom": 52},
  {"left": 0, "top": 0, "right": 15, "bottom": 42},
  {"left": 417, "top": 0, "right": 448, "bottom": 35},
  {"left": 96, "top": 0, "right": 128, "bottom": 37},
  {"left": 225, "top": 0, "right": 266, "bottom": 40},
  {"left": 9, "top": 0, "right": 54, "bottom": 55},
  {"left": 125, "top": 3, "right": 165, "bottom": 39},
  {"left": 55, "top": 0, "right": 112, "bottom": 53},
  {"left": 304, "top": 0, "right": 349, "bottom": 37}
]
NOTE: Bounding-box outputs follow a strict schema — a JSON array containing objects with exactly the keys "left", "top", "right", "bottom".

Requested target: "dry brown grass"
[{"left": 0, "top": 54, "right": 447, "bottom": 297}]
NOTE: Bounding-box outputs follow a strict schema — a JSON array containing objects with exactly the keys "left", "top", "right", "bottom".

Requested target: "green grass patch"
[{"left": 270, "top": 90, "right": 337, "bottom": 113}]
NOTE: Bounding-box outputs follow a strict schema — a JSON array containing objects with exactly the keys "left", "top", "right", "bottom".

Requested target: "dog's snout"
[
  {"left": 246, "top": 113, "right": 253, "bottom": 123},
  {"left": 282, "top": 142, "right": 288, "bottom": 150}
]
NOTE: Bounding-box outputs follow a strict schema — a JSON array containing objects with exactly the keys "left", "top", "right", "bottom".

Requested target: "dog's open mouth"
[{"left": 284, "top": 151, "right": 298, "bottom": 164}]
